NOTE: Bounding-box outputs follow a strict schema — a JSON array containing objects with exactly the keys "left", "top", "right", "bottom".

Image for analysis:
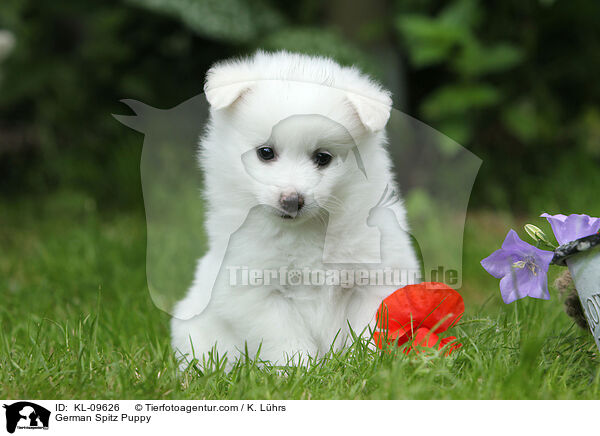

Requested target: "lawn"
[{"left": 1, "top": 190, "right": 598, "bottom": 399}]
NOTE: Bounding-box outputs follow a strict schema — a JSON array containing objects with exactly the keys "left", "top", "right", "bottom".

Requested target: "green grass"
[{"left": 1, "top": 190, "right": 598, "bottom": 399}]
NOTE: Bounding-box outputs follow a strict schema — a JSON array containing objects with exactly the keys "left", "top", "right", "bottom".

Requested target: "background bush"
[{"left": 1, "top": 0, "right": 599, "bottom": 215}]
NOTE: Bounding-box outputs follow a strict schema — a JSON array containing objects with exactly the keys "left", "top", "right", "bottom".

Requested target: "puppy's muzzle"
[{"left": 279, "top": 191, "right": 304, "bottom": 216}]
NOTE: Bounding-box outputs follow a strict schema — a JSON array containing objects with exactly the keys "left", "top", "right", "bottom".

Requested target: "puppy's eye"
[
  {"left": 257, "top": 146, "right": 276, "bottom": 161},
  {"left": 313, "top": 151, "right": 333, "bottom": 167}
]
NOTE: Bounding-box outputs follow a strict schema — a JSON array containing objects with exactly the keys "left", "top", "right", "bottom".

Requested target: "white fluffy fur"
[{"left": 171, "top": 51, "right": 418, "bottom": 368}]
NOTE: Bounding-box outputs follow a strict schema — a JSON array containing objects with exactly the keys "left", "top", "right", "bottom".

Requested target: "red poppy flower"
[{"left": 373, "top": 282, "right": 464, "bottom": 356}]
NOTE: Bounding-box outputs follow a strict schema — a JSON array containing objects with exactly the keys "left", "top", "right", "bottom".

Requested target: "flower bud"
[{"left": 524, "top": 224, "right": 552, "bottom": 246}]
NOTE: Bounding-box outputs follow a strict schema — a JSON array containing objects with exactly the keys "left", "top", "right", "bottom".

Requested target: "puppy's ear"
[
  {"left": 346, "top": 92, "right": 392, "bottom": 132},
  {"left": 204, "top": 81, "right": 252, "bottom": 110}
]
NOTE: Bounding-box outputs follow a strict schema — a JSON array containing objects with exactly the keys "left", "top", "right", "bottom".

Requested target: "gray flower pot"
[{"left": 553, "top": 233, "right": 600, "bottom": 353}]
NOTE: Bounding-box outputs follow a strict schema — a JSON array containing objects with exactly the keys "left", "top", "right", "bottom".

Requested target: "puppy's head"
[{"left": 202, "top": 51, "right": 392, "bottom": 223}]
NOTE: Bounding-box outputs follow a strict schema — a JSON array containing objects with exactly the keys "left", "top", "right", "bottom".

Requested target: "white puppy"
[{"left": 171, "top": 51, "right": 419, "bottom": 369}]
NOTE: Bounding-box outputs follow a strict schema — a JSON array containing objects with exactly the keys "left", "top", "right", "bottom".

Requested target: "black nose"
[{"left": 279, "top": 192, "right": 304, "bottom": 214}]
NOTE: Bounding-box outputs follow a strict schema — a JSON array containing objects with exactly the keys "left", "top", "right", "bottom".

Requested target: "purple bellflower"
[
  {"left": 540, "top": 213, "right": 600, "bottom": 245},
  {"left": 481, "top": 229, "right": 554, "bottom": 304}
]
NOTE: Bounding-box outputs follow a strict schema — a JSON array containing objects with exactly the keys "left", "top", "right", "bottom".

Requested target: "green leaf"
[
  {"left": 453, "top": 42, "right": 523, "bottom": 76},
  {"left": 439, "top": 0, "right": 481, "bottom": 28},
  {"left": 396, "top": 14, "right": 468, "bottom": 68},
  {"left": 422, "top": 83, "right": 500, "bottom": 120},
  {"left": 433, "top": 119, "right": 473, "bottom": 145},
  {"left": 501, "top": 99, "right": 538, "bottom": 142},
  {"left": 125, "top": 0, "right": 285, "bottom": 43}
]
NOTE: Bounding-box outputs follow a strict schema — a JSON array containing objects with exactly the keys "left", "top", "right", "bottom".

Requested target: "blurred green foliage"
[
  {"left": 0, "top": 0, "right": 599, "bottom": 215},
  {"left": 394, "top": 0, "right": 600, "bottom": 214},
  {"left": 125, "top": 0, "right": 285, "bottom": 43}
]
